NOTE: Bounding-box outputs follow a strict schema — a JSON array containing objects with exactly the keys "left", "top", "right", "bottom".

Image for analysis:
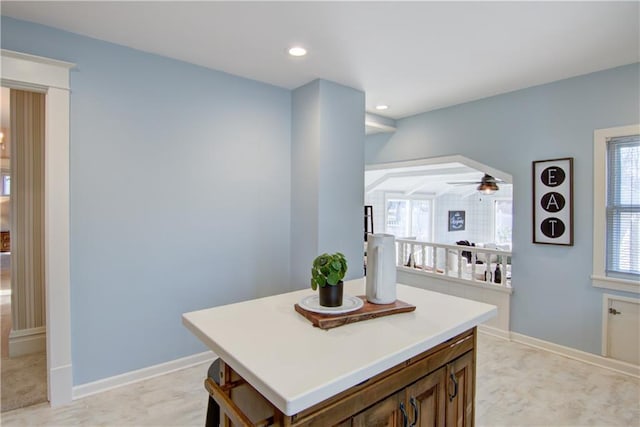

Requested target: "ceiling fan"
[{"left": 446, "top": 173, "right": 504, "bottom": 194}]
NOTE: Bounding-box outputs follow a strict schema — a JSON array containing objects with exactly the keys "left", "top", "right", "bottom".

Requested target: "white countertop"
[{"left": 182, "top": 278, "right": 496, "bottom": 416}]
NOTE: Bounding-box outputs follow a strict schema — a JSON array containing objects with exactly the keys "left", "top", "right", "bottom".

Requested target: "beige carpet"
[
  {"left": 1, "top": 351, "right": 47, "bottom": 412},
  {"left": 0, "top": 253, "right": 10, "bottom": 292},
  {"left": 1, "top": 295, "right": 10, "bottom": 360},
  {"left": 0, "top": 257, "right": 48, "bottom": 412}
]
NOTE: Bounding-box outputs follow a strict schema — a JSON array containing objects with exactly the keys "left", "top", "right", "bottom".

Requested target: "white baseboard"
[
  {"left": 510, "top": 331, "right": 640, "bottom": 379},
  {"left": 9, "top": 326, "right": 46, "bottom": 358},
  {"left": 72, "top": 351, "right": 216, "bottom": 400},
  {"left": 479, "top": 326, "right": 639, "bottom": 379},
  {"left": 49, "top": 363, "right": 73, "bottom": 407},
  {"left": 478, "top": 324, "right": 511, "bottom": 340}
]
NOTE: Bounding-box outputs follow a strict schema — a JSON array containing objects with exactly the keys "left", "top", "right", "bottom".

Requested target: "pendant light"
[{"left": 477, "top": 174, "right": 499, "bottom": 195}]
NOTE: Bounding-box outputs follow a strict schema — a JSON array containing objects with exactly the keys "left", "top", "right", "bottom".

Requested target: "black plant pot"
[{"left": 319, "top": 280, "right": 344, "bottom": 307}]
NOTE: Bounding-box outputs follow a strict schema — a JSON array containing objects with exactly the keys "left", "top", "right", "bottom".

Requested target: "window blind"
[{"left": 606, "top": 135, "right": 640, "bottom": 279}]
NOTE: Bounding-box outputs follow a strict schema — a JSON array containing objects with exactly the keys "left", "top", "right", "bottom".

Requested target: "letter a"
[{"left": 546, "top": 194, "right": 560, "bottom": 211}]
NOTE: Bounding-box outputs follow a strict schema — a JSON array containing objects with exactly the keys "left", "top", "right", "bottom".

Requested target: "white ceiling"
[
  {"left": 2, "top": 2, "right": 638, "bottom": 119},
  {"left": 365, "top": 162, "right": 512, "bottom": 198}
]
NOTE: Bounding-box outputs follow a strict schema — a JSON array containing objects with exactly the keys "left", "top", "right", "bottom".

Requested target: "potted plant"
[{"left": 311, "top": 252, "right": 348, "bottom": 307}]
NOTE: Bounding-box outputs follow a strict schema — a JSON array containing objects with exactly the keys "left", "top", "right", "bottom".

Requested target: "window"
[
  {"left": 593, "top": 125, "right": 640, "bottom": 293},
  {"left": 385, "top": 196, "right": 432, "bottom": 241},
  {"left": 1, "top": 174, "right": 9, "bottom": 196},
  {"left": 606, "top": 136, "right": 639, "bottom": 279},
  {"left": 494, "top": 200, "right": 512, "bottom": 247}
]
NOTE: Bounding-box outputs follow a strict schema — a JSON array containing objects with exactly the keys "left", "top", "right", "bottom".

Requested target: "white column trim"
[
  {"left": 1, "top": 49, "right": 74, "bottom": 90},
  {"left": 1, "top": 49, "right": 75, "bottom": 406}
]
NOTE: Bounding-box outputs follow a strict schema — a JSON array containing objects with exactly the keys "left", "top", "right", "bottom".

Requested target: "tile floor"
[{"left": 1, "top": 333, "right": 638, "bottom": 426}]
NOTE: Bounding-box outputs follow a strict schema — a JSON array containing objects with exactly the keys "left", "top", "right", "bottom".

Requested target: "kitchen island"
[{"left": 182, "top": 278, "right": 496, "bottom": 426}]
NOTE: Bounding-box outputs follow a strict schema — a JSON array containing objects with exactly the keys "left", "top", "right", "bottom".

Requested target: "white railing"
[{"left": 395, "top": 238, "right": 512, "bottom": 288}]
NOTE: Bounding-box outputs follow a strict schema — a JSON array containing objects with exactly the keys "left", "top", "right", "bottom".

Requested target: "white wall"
[
  {"left": 366, "top": 188, "right": 513, "bottom": 246},
  {"left": 433, "top": 192, "right": 512, "bottom": 245},
  {"left": 364, "top": 190, "right": 385, "bottom": 236}
]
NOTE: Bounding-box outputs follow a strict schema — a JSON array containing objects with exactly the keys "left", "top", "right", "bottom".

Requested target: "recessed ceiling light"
[
  {"left": 288, "top": 46, "right": 307, "bottom": 57},
  {"left": 375, "top": 105, "right": 389, "bottom": 110}
]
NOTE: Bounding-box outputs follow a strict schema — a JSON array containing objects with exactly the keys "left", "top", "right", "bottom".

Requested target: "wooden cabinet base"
[{"left": 206, "top": 327, "right": 477, "bottom": 427}]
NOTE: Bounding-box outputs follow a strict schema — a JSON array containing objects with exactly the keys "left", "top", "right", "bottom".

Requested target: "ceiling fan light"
[
  {"left": 476, "top": 173, "right": 499, "bottom": 194},
  {"left": 477, "top": 181, "right": 499, "bottom": 194}
]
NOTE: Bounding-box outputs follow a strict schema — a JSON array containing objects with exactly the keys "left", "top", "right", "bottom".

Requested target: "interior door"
[{"left": 607, "top": 298, "right": 640, "bottom": 365}]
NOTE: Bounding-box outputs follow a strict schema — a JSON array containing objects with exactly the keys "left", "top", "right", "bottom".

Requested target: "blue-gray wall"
[
  {"left": 2, "top": 17, "right": 292, "bottom": 384},
  {"left": 366, "top": 63, "right": 640, "bottom": 354},
  {"left": 291, "top": 80, "right": 365, "bottom": 288},
  {"left": 291, "top": 81, "right": 321, "bottom": 289},
  {"left": 316, "top": 81, "right": 364, "bottom": 279}
]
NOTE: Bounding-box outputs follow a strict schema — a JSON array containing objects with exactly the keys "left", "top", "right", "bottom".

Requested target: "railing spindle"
[
  {"left": 392, "top": 238, "right": 511, "bottom": 287},
  {"left": 409, "top": 244, "right": 415, "bottom": 268}
]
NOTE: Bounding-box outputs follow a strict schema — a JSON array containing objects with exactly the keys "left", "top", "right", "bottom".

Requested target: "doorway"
[
  {"left": 1, "top": 49, "right": 74, "bottom": 407},
  {"left": 0, "top": 86, "right": 48, "bottom": 412}
]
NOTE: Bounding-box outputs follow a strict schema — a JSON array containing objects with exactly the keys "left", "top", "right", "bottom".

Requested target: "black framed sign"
[
  {"left": 448, "top": 210, "right": 466, "bottom": 231},
  {"left": 532, "top": 157, "right": 573, "bottom": 246}
]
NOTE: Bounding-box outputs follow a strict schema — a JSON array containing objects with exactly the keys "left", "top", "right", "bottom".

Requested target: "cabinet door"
[
  {"left": 404, "top": 366, "right": 446, "bottom": 427},
  {"left": 445, "top": 351, "right": 474, "bottom": 427},
  {"left": 352, "top": 390, "right": 404, "bottom": 427}
]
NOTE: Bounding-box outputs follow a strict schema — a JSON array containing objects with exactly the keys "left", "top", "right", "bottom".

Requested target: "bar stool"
[{"left": 205, "top": 358, "right": 220, "bottom": 427}]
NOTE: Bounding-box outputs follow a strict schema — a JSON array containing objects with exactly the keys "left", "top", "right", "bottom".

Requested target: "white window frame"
[
  {"left": 384, "top": 192, "right": 434, "bottom": 241},
  {"left": 492, "top": 197, "right": 513, "bottom": 248},
  {"left": 592, "top": 124, "right": 640, "bottom": 294}
]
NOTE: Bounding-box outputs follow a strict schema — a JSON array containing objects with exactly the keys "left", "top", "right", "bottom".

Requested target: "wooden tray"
[{"left": 294, "top": 296, "right": 416, "bottom": 330}]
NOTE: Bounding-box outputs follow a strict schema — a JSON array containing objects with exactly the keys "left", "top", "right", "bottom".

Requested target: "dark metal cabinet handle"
[
  {"left": 449, "top": 371, "right": 459, "bottom": 402},
  {"left": 409, "top": 396, "right": 419, "bottom": 427},
  {"left": 400, "top": 402, "right": 409, "bottom": 427}
]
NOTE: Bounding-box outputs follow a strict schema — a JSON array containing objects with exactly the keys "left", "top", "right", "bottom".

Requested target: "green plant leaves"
[
  {"left": 310, "top": 252, "right": 348, "bottom": 289},
  {"left": 327, "top": 271, "right": 340, "bottom": 285}
]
